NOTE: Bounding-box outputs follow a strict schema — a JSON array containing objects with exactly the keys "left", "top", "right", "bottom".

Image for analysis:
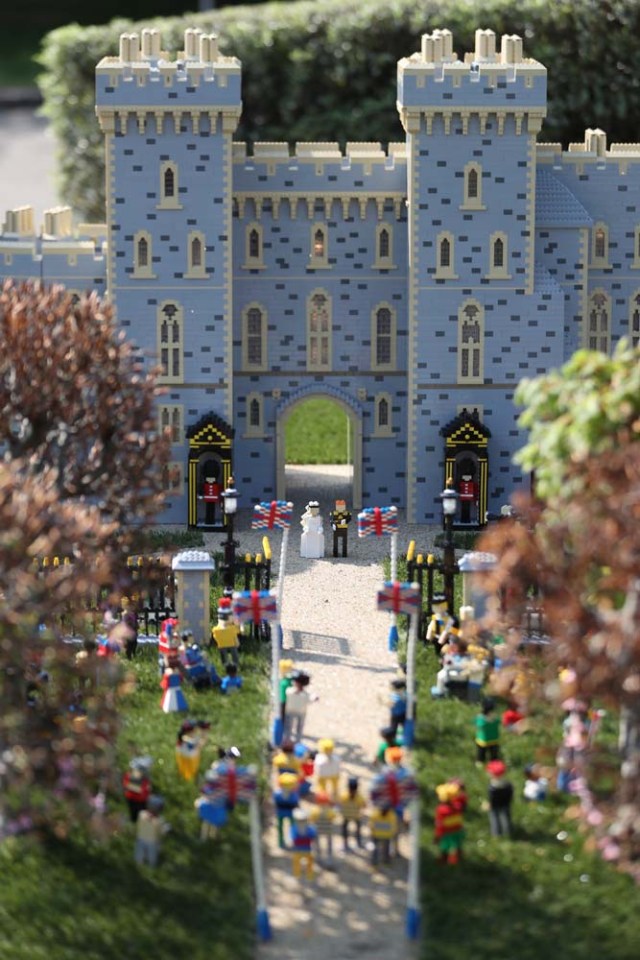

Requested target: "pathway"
[{"left": 230, "top": 466, "right": 432, "bottom": 959}]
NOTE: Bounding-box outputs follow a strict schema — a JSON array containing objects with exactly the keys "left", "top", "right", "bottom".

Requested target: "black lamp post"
[
  {"left": 221, "top": 478, "right": 239, "bottom": 598},
  {"left": 440, "top": 480, "right": 459, "bottom": 614}
]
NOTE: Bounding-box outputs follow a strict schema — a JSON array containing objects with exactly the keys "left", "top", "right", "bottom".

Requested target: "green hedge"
[{"left": 38, "top": 0, "right": 640, "bottom": 221}]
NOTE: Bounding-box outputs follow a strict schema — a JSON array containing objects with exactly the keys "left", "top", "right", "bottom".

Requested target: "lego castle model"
[{"left": 2, "top": 26, "right": 638, "bottom": 526}]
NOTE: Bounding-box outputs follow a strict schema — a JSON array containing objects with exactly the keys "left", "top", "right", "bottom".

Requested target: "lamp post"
[
  {"left": 221, "top": 478, "right": 239, "bottom": 598},
  {"left": 440, "top": 480, "right": 459, "bottom": 615}
]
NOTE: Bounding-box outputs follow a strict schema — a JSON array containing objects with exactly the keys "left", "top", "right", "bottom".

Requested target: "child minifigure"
[
  {"left": 134, "top": 795, "right": 169, "bottom": 868},
  {"left": 434, "top": 781, "right": 465, "bottom": 865},
  {"left": 369, "top": 804, "right": 398, "bottom": 867},
  {"left": 211, "top": 597, "right": 240, "bottom": 668},
  {"left": 273, "top": 772, "right": 300, "bottom": 848},
  {"left": 339, "top": 776, "right": 366, "bottom": 851},
  {"left": 221, "top": 663, "right": 243, "bottom": 694},
  {"left": 309, "top": 790, "right": 336, "bottom": 867},
  {"left": 290, "top": 808, "right": 317, "bottom": 880},
  {"left": 283, "top": 670, "right": 317, "bottom": 742},
  {"left": 374, "top": 725, "right": 402, "bottom": 765},
  {"left": 300, "top": 501, "right": 325, "bottom": 559},
  {"left": 122, "top": 756, "right": 152, "bottom": 822},
  {"left": 314, "top": 738, "right": 341, "bottom": 801},
  {"left": 523, "top": 763, "right": 548, "bottom": 802},
  {"left": 278, "top": 658, "right": 295, "bottom": 726},
  {"left": 486, "top": 759, "right": 513, "bottom": 837},
  {"left": 389, "top": 678, "right": 407, "bottom": 738},
  {"left": 160, "top": 666, "right": 189, "bottom": 713},
  {"left": 474, "top": 697, "right": 501, "bottom": 763}
]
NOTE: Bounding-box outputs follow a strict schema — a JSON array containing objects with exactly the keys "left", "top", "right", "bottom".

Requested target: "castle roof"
[{"left": 535, "top": 168, "right": 592, "bottom": 227}]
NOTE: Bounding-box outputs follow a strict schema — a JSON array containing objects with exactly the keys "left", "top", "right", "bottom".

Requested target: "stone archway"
[{"left": 275, "top": 385, "right": 363, "bottom": 510}]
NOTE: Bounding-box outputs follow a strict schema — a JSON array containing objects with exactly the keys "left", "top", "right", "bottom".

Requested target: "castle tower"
[
  {"left": 96, "top": 29, "right": 242, "bottom": 524},
  {"left": 397, "top": 29, "right": 549, "bottom": 522}
]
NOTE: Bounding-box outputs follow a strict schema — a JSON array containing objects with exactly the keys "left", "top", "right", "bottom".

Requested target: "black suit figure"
[{"left": 330, "top": 499, "right": 352, "bottom": 557}]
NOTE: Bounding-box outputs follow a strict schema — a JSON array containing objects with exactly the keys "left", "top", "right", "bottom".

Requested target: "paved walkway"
[{"left": 226, "top": 466, "right": 436, "bottom": 959}]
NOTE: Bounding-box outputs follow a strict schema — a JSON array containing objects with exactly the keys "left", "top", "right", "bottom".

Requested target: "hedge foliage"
[{"left": 38, "top": 0, "right": 640, "bottom": 221}]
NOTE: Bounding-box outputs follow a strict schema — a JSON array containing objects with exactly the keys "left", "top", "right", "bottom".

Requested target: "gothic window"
[
  {"left": 138, "top": 236, "right": 149, "bottom": 267},
  {"left": 244, "top": 223, "right": 265, "bottom": 268},
  {"left": 463, "top": 163, "right": 484, "bottom": 209},
  {"left": 588, "top": 290, "right": 610, "bottom": 352},
  {"left": 243, "top": 304, "right": 266, "bottom": 369},
  {"left": 164, "top": 167, "right": 175, "bottom": 199},
  {"left": 249, "top": 229, "right": 260, "bottom": 260},
  {"left": 309, "top": 225, "right": 329, "bottom": 268},
  {"left": 307, "top": 291, "right": 331, "bottom": 370},
  {"left": 158, "top": 302, "right": 183, "bottom": 383},
  {"left": 187, "top": 231, "right": 207, "bottom": 277},
  {"left": 630, "top": 291, "right": 640, "bottom": 347},
  {"left": 158, "top": 162, "right": 181, "bottom": 209},
  {"left": 374, "top": 223, "right": 395, "bottom": 269},
  {"left": 371, "top": 304, "right": 396, "bottom": 369},
  {"left": 591, "top": 222, "right": 609, "bottom": 266},
  {"left": 379, "top": 228, "right": 390, "bottom": 260},
  {"left": 435, "top": 232, "right": 456, "bottom": 279},
  {"left": 488, "top": 232, "right": 510, "bottom": 279},
  {"left": 440, "top": 236, "right": 451, "bottom": 269},
  {"left": 159, "top": 405, "right": 183, "bottom": 444},
  {"left": 133, "top": 231, "right": 154, "bottom": 277},
  {"left": 458, "top": 300, "right": 484, "bottom": 383},
  {"left": 493, "top": 237, "right": 504, "bottom": 268},
  {"left": 374, "top": 393, "right": 393, "bottom": 437}
]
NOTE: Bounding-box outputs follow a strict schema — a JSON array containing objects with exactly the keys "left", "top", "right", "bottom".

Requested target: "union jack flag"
[
  {"left": 377, "top": 581, "right": 421, "bottom": 616},
  {"left": 358, "top": 505, "right": 398, "bottom": 538},
  {"left": 252, "top": 500, "right": 293, "bottom": 530},
  {"left": 370, "top": 767, "right": 419, "bottom": 811},
  {"left": 232, "top": 589, "right": 278, "bottom": 624},
  {"left": 201, "top": 760, "right": 257, "bottom": 808}
]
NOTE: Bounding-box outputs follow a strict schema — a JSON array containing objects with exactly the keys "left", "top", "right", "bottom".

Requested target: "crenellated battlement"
[
  {"left": 95, "top": 27, "right": 242, "bottom": 134},
  {"left": 537, "top": 129, "right": 640, "bottom": 167},
  {"left": 397, "top": 27, "right": 547, "bottom": 134},
  {"left": 232, "top": 141, "right": 407, "bottom": 166}
]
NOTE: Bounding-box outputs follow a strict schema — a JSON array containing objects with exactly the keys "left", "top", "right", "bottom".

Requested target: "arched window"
[
  {"left": 374, "top": 223, "right": 395, "bottom": 269},
  {"left": 159, "top": 405, "right": 183, "bottom": 444},
  {"left": 244, "top": 223, "right": 265, "bottom": 269},
  {"left": 158, "top": 162, "right": 181, "bottom": 209},
  {"left": 462, "top": 163, "right": 484, "bottom": 210},
  {"left": 458, "top": 300, "right": 484, "bottom": 383},
  {"left": 435, "top": 232, "right": 457, "bottom": 279},
  {"left": 371, "top": 304, "right": 396, "bottom": 369},
  {"left": 588, "top": 290, "right": 610, "bottom": 352},
  {"left": 133, "top": 231, "right": 154, "bottom": 278},
  {"left": 245, "top": 393, "right": 264, "bottom": 438},
  {"left": 158, "top": 302, "right": 183, "bottom": 382},
  {"left": 440, "top": 236, "right": 451, "bottom": 269},
  {"left": 591, "top": 222, "right": 609, "bottom": 266},
  {"left": 249, "top": 229, "right": 260, "bottom": 260},
  {"left": 307, "top": 291, "right": 331, "bottom": 369},
  {"left": 374, "top": 393, "right": 393, "bottom": 437},
  {"left": 309, "top": 225, "right": 329, "bottom": 268},
  {"left": 242, "top": 304, "right": 267, "bottom": 369},
  {"left": 630, "top": 291, "right": 640, "bottom": 347},
  {"left": 187, "top": 231, "right": 207, "bottom": 277},
  {"left": 379, "top": 228, "right": 390, "bottom": 260},
  {"left": 493, "top": 237, "right": 504, "bottom": 269}
]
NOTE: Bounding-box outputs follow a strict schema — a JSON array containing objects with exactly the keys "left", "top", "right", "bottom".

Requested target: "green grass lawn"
[
  {"left": 413, "top": 643, "right": 640, "bottom": 960},
  {"left": 1, "top": 634, "right": 269, "bottom": 960},
  {"left": 285, "top": 396, "right": 352, "bottom": 464}
]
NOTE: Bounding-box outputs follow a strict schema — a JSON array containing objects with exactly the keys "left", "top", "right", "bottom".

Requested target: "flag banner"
[
  {"left": 358, "top": 505, "right": 398, "bottom": 538},
  {"left": 252, "top": 500, "right": 293, "bottom": 530},
  {"left": 232, "top": 589, "right": 278, "bottom": 624},
  {"left": 370, "top": 768, "right": 419, "bottom": 811},
  {"left": 201, "top": 760, "right": 257, "bottom": 808},
  {"left": 377, "top": 581, "right": 421, "bottom": 616}
]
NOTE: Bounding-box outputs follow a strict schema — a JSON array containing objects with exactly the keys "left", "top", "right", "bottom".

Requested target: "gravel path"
[{"left": 227, "top": 465, "right": 438, "bottom": 959}]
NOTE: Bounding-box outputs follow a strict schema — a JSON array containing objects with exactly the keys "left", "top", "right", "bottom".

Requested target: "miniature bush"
[{"left": 38, "top": 0, "right": 640, "bottom": 221}]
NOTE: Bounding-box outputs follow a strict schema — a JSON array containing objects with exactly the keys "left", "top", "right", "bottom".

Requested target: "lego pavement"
[{"left": 206, "top": 465, "right": 434, "bottom": 957}]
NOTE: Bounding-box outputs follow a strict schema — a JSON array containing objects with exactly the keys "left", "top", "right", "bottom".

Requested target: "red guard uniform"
[
  {"left": 458, "top": 477, "right": 478, "bottom": 523},
  {"left": 202, "top": 479, "right": 220, "bottom": 525}
]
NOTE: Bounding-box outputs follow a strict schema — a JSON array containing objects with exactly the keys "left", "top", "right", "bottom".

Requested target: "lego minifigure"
[
  {"left": 211, "top": 596, "right": 240, "bottom": 668},
  {"left": 160, "top": 667, "right": 189, "bottom": 713},
  {"left": 486, "top": 760, "right": 513, "bottom": 837},
  {"left": 474, "top": 697, "right": 501, "bottom": 763},
  {"left": 272, "top": 740, "right": 301, "bottom": 784},
  {"left": 314, "top": 738, "right": 341, "bottom": 801},
  {"left": 294, "top": 742, "right": 315, "bottom": 798},
  {"left": 180, "top": 640, "right": 221, "bottom": 690},
  {"left": 523, "top": 763, "right": 548, "bottom": 801},
  {"left": 221, "top": 663, "right": 243, "bottom": 694},
  {"left": 134, "top": 795, "right": 169, "bottom": 867},
  {"left": 283, "top": 670, "right": 316, "bottom": 742},
  {"left": 458, "top": 473, "right": 478, "bottom": 524},
  {"left": 309, "top": 790, "right": 336, "bottom": 866},
  {"left": 122, "top": 756, "right": 152, "bottom": 822},
  {"left": 290, "top": 808, "right": 317, "bottom": 880},
  {"left": 300, "top": 501, "right": 325, "bottom": 559},
  {"left": 329, "top": 499, "right": 352, "bottom": 558},
  {"left": 389, "top": 678, "right": 407, "bottom": 738},
  {"left": 273, "top": 772, "right": 300, "bottom": 848},
  {"left": 175, "top": 719, "right": 210, "bottom": 781},
  {"left": 374, "top": 725, "right": 402, "bottom": 765},
  {"left": 199, "top": 473, "right": 221, "bottom": 526},
  {"left": 158, "top": 616, "right": 181, "bottom": 673},
  {"left": 425, "top": 594, "right": 452, "bottom": 650},
  {"left": 339, "top": 776, "right": 366, "bottom": 851},
  {"left": 122, "top": 603, "right": 139, "bottom": 660},
  {"left": 278, "top": 658, "right": 295, "bottom": 726},
  {"left": 369, "top": 804, "right": 398, "bottom": 867},
  {"left": 434, "top": 781, "right": 465, "bottom": 865}
]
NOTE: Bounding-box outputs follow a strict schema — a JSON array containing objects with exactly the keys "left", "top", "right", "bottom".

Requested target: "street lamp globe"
[
  {"left": 223, "top": 479, "right": 238, "bottom": 516},
  {"left": 440, "top": 481, "right": 459, "bottom": 518}
]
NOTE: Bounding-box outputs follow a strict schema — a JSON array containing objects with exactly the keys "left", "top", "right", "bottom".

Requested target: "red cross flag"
[
  {"left": 232, "top": 589, "right": 278, "bottom": 624},
  {"left": 377, "top": 581, "right": 421, "bottom": 616},
  {"left": 252, "top": 500, "right": 293, "bottom": 531}
]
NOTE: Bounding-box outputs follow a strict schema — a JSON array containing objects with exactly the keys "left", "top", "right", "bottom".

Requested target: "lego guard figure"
[
  {"left": 329, "top": 499, "right": 352, "bottom": 558},
  {"left": 458, "top": 473, "right": 478, "bottom": 524},
  {"left": 199, "top": 473, "right": 221, "bottom": 526}
]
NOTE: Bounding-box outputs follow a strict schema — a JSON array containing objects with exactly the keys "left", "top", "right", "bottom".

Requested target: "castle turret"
[
  {"left": 397, "top": 29, "right": 550, "bottom": 522},
  {"left": 96, "top": 28, "right": 242, "bottom": 521}
]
